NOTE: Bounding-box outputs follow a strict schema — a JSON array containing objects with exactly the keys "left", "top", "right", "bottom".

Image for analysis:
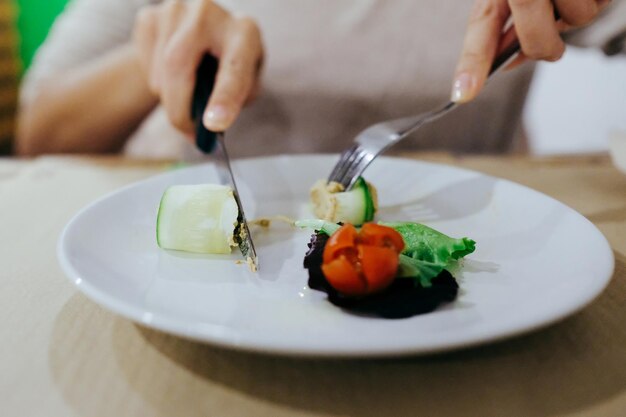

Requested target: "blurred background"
[
  {"left": 525, "top": 46, "right": 626, "bottom": 155},
  {"left": 0, "top": 0, "right": 69, "bottom": 155},
  {"left": 1, "top": 0, "right": 625, "bottom": 156}
]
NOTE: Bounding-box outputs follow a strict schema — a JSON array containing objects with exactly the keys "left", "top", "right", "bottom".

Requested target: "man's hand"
[
  {"left": 452, "top": 0, "right": 611, "bottom": 103},
  {"left": 133, "top": 0, "right": 264, "bottom": 134}
]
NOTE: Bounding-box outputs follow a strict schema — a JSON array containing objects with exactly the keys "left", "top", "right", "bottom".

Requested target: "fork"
[{"left": 328, "top": 37, "right": 526, "bottom": 190}]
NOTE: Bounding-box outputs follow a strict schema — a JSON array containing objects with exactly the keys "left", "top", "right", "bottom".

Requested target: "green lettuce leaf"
[
  {"left": 294, "top": 219, "right": 341, "bottom": 236},
  {"left": 381, "top": 222, "right": 476, "bottom": 287},
  {"left": 381, "top": 222, "right": 475, "bottom": 263},
  {"left": 397, "top": 255, "right": 444, "bottom": 288}
]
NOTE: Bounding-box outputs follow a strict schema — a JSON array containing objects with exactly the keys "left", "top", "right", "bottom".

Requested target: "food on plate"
[
  {"left": 248, "top": 215, "right": 296, "bottom": 228},
  {"left": 384, "top": 221, "right": 476, "bottom": 287},
  {"left": 157, "top": 184, "right": 240, "bottom": 254},
  {"left": 155, "top": 177, "right": 475, "bottom": 318},
  {"left": 156, "top": 172, "right": 377, "bottom": 255},
  {"left": 310, "top": 177, "right": 377, "bottom": 226},
  {"left": 297, "top": 219, "right": 476, "bottom": 318},
  {"left": 321, "top": 223, "right": 405, "bottom": 296}
]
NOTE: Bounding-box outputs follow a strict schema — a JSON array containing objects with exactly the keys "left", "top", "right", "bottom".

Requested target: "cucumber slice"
[
  {"left": 156, "top": 184, "right": 239, "bottom": 254},
  {"left": 359, "top": 177, "right": 377, "bottom": 222},
  {"left": 310, "top": 177, "right": 377, "bottom": 226}
]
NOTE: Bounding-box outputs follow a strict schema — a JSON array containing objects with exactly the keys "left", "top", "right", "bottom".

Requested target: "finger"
[
  {"left": 553, "top": 0, "right": 598, "bottom": 26},
  {"left": 203, "top": 17, "right": 263, "bottom": 131},
  {"left": 159, "top": 0, "right": 230, "bottom": 133},
  {"left": 151, "top": 0, "right": 186, "bottom": 99},
  {"left": 245, "top": 74, "right": 262, "bottom": 105},
  {"left": 499, "top": 6, "right": 575, "bottom": 72},
  {"left": 509, "top": 0, "right": 565, "bottom": 61},
  {"left": 133, "top": 6, "right": 159, "bottom": 90},
  {"left": 503, "top": 52, "right": 527, "bottom": 70},
  {"left": 452, "top": 0, "right": 510, "bottom": 103},
  {"left": 155, "top": 0, "right": 207, "bottom": 132},
  {"left": 243, "top": 49, "right": 264, "bottom": 105},
  {"left": 495, "top": 24, "right": 528, "bottom": 70}
]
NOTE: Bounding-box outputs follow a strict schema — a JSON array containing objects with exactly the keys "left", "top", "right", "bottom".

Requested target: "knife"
[{"left": 191, "top": 55, "right": 259, "bottom": 271}]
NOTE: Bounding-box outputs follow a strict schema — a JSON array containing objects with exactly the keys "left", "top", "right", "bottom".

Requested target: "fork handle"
[
  {"left": 191, "top": 54, "right": 220, "bottom": 153},
  {"left": 488, "top": 39, "right": 522, "bottom": 77}
]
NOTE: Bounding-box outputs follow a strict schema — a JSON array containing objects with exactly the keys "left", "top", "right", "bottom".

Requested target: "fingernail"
[
  {"left": 451, "top": 72, "right": 476, "bottom": 103},
  {"left": 203, "top": 105, "right": 233, "bottom": 131}
]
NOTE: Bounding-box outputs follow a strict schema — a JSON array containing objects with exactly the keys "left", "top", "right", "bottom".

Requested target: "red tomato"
[
  {"left": 322, "top": 223, "right": 358, "bottom": 264},
  {"left": 321, "top": 223, "right": 405, "bottom": 297},
  {"left": 321, "top": 256, "right": 366, "bottom": 296},
  {"left": 359, "top": 223, "right": 405, "bottom": 252},
  {"left": 358, "top": 245, "right": 400, "bottom": 294}
]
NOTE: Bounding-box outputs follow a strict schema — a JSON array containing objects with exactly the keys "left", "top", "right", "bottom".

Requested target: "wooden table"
[{"left": 1, "top": 153, "right": 625, "bottom": 417}]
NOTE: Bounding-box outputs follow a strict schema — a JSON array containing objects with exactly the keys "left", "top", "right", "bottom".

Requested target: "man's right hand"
[{"left": 132, "top": 0, "right": 264, "bottom": 135}]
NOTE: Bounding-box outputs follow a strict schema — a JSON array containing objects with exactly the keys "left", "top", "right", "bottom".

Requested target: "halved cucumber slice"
[
  {"left": 310, "top": 177, "right": 378, "bottom": 226},
  {"left": 156, "top": 184, "right": 239, "bottom": 254}
]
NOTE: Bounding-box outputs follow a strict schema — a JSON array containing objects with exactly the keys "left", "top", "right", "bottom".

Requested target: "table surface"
[{"left": 1, "top": 153, "right": 625, "bottom": 417}]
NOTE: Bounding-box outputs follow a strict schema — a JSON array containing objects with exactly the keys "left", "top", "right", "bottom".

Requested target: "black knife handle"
[{"left": 191, "top": 54, "right": 220, "bottom": 153}]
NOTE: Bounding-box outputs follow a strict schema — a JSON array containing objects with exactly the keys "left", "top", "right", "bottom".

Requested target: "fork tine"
[
  {"left": 328, "top": 144, "right": 360, "bottom": 183},
  {"left": 336, "top": 147, "right": 365, "bottom": 186},
  {"left": 328, "top": 96, "right": 461, "bottom": 189},
  {"left": 334, "top": 149, "right": 364, "bottom": 186},
  {"left": 328, "top": 145, "right": 356, "bottom": 182},
  {"left": 342, "top": 151, "right": 375, "bottom": 189}
]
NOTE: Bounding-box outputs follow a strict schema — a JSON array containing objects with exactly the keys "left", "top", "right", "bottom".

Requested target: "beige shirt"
[{"left": 21, "top": 0, "right": 626, "bottom": 159}]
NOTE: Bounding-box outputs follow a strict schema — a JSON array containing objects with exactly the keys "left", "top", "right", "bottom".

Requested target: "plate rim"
[{"left": 57, "top": 154, "right": 616, "bottom": 358}]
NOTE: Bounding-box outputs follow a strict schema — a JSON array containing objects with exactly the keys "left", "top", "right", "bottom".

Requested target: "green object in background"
[{"left": 16, "top": 0, "right": 69, "bottom": 72}]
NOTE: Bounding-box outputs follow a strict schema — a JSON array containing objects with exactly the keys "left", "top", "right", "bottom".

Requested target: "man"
[{"left": 16, "top": 0, "right": 625, "bottom": 158}]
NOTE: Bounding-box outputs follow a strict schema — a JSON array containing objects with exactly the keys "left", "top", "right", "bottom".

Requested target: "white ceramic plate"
[{"left": 58, "top": 155, "right": 614, "bottom": 357}]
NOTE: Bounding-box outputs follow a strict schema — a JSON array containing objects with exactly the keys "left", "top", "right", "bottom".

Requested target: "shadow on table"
[{"left": 49, "top": 253, "right": 626, "bottom": 417}]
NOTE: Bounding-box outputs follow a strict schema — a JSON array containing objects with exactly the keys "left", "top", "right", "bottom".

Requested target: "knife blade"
[{"left": 191, "top": 55, "right": 259, "bottom": 271}]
